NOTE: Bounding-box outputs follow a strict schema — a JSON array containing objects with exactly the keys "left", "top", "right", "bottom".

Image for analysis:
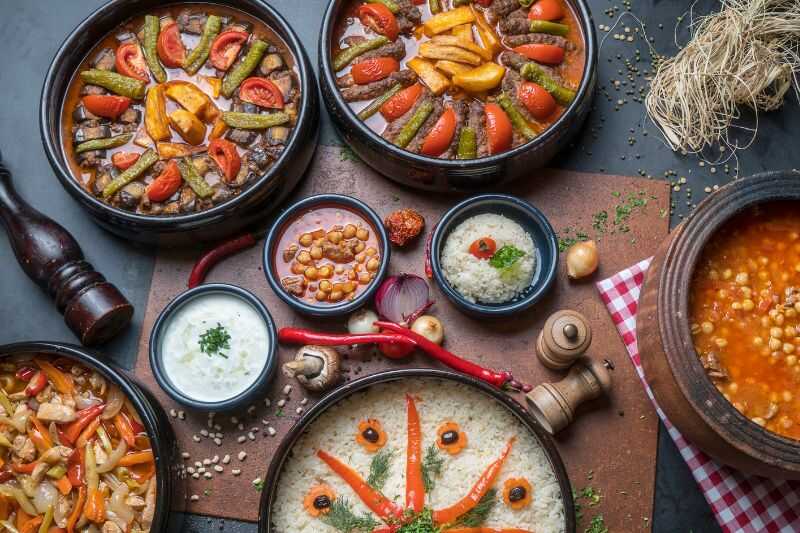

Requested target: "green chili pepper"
[
  {"left": 394, "top": 99, "right": 434, "bottom": 148},
  {"left": 520, "top": 62, "right": 576, "bottom": 105},
  {"left": 221, "top": 39, "right": 269, "bottom": 98},
  {"left": 80, "top": 69, "right": 146, "bottom": 100},
  {"left": 75, "top": 133, "right": 134, "bottom": 154},
  {"left": 497, "top": 93, "right": 537, "bottom": 140},
  {"left": 38, "top": 505, "right": 54, "bottom": 533},
  {"left": 456, "top": 127, "right": 477, "bottom": 159},
  {"left": 0, "top": 389, "right": 15, "bottom": 417},
  {"left": 429, "top": 0, "right": 442, "bottom": 14},
  {"left": 369, "top": 0, "right": 400, "bottom": 13},
  {"left": 46, "top": 465, "right": 67, "bottom": 479},
  {"left": 333, "top": 36, "right": 390, "bottom": 71},
  {"left": 453, "top": 0, "right": 473, "bottom": 5},
  {"left": 102, "top": 149, "right": 158, "bottom": 199},
  {"left": 529, "top": 20, "right": 570, "bottom": 36},
  {"left": 183, "top": 14, "right": 222, "bottom": 75},
  {"left": 518, "top": 0, "right": 535, "bottom": 6},
  {"left": 358, "top": 83, "right": 401, "bottom": 120},
  {"left": 178, "top": 158, "right": 214, "bottom": 198},
  {"left": 143, "top": 15, "right": 167, "bottom": 83},
  {"left": 221, "top": 111, "right": 290, "bottom": 129}
]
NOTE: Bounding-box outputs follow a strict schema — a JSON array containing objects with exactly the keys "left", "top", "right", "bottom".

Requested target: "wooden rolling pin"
[{"left": 0, "top": 151, "right": 133, "bottom": 345}]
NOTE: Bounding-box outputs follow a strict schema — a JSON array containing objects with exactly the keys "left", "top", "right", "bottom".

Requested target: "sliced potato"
[
  {"left": 165, "top": 81, "right": 219, "bottom": 123},
  {"left": 435, "top": 60, "right": 472, "bottom": 78},
  {"left": 407, "top": 57, "right": 450, "bottom": 96},
  {"left": 168, "top": 109, "right": 206, "bottom": 145},
  {"left": 430, "top": 35, "right": 493, "bottom": 61},
  {"left": 451, "top": 23, "right": 474, "bottom": 43},
  {"left": 144, "top": 85, "right": 170, "bottom": 142},
  {"left": 156, "top": 142, "right": 205, "bottom": 159},
  {"left": 423, "top": 6, "right": 475, "bottom": 36},
  {"left": 419, "top": 42, "right": 482, "bottom": 66},
  {"left": 452, "top": 63, "right": 506, "bottom": 92},
  {"left": 471, "top": 6, "right": 501, "bottom": 55},
  {"left": 209, "top": 117, "right": 229, "bottom": 139}
]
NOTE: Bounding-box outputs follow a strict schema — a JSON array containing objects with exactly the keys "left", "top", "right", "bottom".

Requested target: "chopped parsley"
[
  {"left": 488, "top": 245, "right": 525, "bottom": 270},
  {"left": 252, "top": 479, "right": 265, "bottom": 492},
  {"left": 397, "top": 508, "right": 440, "bottom": 533},
  {"left": 585, "top": 515, "right": 609, "bottom": 533},
  {"left": 198, "top": 323, "right": 230, "bottom": 359}
]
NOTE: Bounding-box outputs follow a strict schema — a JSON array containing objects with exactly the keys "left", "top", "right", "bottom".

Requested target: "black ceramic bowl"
[
  {"left": 258, "top": 368, "right": 576, "bottom": 533},
  {"left": 40, "top": 0, "right": 319, "bottom": 245},
  {"left": 149, "top": 283, "right": 278, "bottom": 411},
  {"left": 263, "top": 194, "right": 390, "bottom": 317},
  {"left": 319, "top": 0, "right": 597, "bottom": 192},
  {"left": 0, "top": 341, "right": 185, "bottom": 531},
  {"left": 430, "top": 194, "right": 558, "bottom": 317}
]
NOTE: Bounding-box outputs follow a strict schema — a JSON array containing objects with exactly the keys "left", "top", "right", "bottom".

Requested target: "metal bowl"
[
  {"left": 257, "top": 368, "right": 576, "bottom": 533},
  {"left": 40, "top": 0, "right": 319, "bottom": 245},
  {"left": 0, "top": 341, "right": 185, "bottom": 531},
  {"left": 318, "top": 0, "right": 597, "bottom": 192}
]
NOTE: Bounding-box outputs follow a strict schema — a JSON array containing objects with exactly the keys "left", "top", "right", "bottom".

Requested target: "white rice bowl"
[
  {"left": 441, "top": 213, "right": 536, "bottom": 304},
  {"left": 271, "top": 379, "right": 565, "bottom": 533}
]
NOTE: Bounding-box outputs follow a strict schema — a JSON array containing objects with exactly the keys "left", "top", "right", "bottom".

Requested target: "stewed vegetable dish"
[
  {"left": 690, "top": 203, "right": 800, "bottom": 440},
  {"left": 0, "top": 354, "right": 156, "bottom": 531},
  {"left": 62, "top": 4, "right": 300, "bottom": 216},
  {"left": 331, "top": 0, "right": 584, "bottom": 159}
]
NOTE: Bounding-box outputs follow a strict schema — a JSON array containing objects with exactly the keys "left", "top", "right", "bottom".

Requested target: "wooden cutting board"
[{"left": 134, "top": 145, "right": 669, "bottom": 529}]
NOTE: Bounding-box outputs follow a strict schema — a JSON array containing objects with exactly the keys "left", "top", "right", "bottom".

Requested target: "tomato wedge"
[
  {"left": 469, "top": 237, "right": 497, "bottom": 259},
  {"left": 484, "top": 103, "right": 513, "bottom": 154},
  {"left": 208, "top": 138, "right": 241, "bottom": 182},
  {"left": 380, "top": 83, "right": 423, "bottom": 120},
  {"left": 351, "top": 57, "right": 400, "bottom": 85},
  {"left": 146, "top": 160, "right": 183, "bottom": 202},
  {"left": 210, "top": 30, "right": 249, "bottom": 71},
  {"left": 111, "top": 152, "right": 140, "bottom": 171},
  {"left": 518, "top": 81, "right": 557, "bottom": 120},
  {"left": 512, "top": 43, "right": 565, "bottom": 65},
  {"left": 115, "top": 42, "right": 149, "bottom": 82},
  {"left": 358, "top": 3, "right": 400, "bottom": 42},
  {"left": 420, "top": 107, "right": 457, "bottom": 157},
  {"left": 239, "top": 77, "right": 284, "bottom": 109},
  {"left": 528, "top": 0, "right": 565, "bottom": 21},
  {"left": 81, "top": 94, "right": 131, "bottom": 119},
  {"left": 157, "top": 22, "right": 186, "bottom": 68}
]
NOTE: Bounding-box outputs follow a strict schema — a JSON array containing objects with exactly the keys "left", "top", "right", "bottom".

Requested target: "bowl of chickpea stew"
[
  {"left": 263, "top": 194, "right": 391, "bottom": 317},
  {"left": 638, "top": 170, "right": 800, "bottom": 479}
]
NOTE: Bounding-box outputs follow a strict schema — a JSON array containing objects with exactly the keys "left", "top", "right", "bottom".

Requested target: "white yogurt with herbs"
[{"left": 161, "top": 292, "right": 270, "bottom": 402}]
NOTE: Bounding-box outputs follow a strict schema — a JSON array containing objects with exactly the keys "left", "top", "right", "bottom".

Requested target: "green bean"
[
  {"left": 357, "top": 83, "right": 401, "bottom": 120},
  {"left": 221, "top": 111, "right": 290, "bottom": 129},
  {"left": 75, "top": 134, "right": 134, "bottom": 154},
  {"left": 394, "top": 99, "right": 434, "bottom": 148},
  {"left": 183, "top": 15, "right": 222, "bottom": 75},
  {"left": 529, "top": 20, "right": 570, "bottom": 36},
  {"left": 143, "top": 15, "right": 166, "bottom": 83},
  {"left": 453, "top": 0, "right": 473, "bottom": 5},
  {"left": 518, "top": 0, "right": 535, "bottom": 6},
  {"left": 497, "top": 93, "right": 537, "bottom": 140},
  {"left": 80, "top": 70, "right": 146, "bottom": 100},
  {"left": 46, "top": 465, "right": 67, "bottom": 480},
  {"left": 429, "top": 0, "right": 442, "bottom": 14},
  {"left": 368, "top": 0, "right": 400, "bottom": 13},
  {"left": 456, "top": 127, "right": 477, "bottom": 159},
  {"left": 333, "top": 36, "right": 389, "bottom": 71},
  {"left": 520, "top": 62, "right": 576, "bottom": 105},
  {"left": 102, "top": 149, "right": 158, "bottom": 199},
  {"left": 178, "top": 158, "right": 214, "bottom": 198},
  {"left": 221, "top": 39, "right": 269, "bottom": 98}
]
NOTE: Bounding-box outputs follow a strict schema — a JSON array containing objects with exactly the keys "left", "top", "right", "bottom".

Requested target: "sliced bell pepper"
[
  {"left": 117, "top": 450, "right": 155, "bottom": 467},
  {"left": 60, "top": 404, "right": 105, "bottom": 446},
  {"left": 74, "top": 416, "right": 101, "bottom": 449},
  {"left": 54, "top": 476, "right": 73, "bottom": 496},
  {"left": 66, "top": 486, "right": 86, "bottom": 533},
  {"left": 113, "top": 412, "right": 137, "bottom": 448},
  {"left": 405, "top": 394, "right": 425, "bottom": 513},
  {"left": 29, "top": 416, "right": 53, "bottom": 453},
  {"left": 83, "top": 488, "right": 105, "bottom": 524},
  {"left": 11, "top": 462, "right": 40, "bottom": 474},
  {"left": 145, "top": 85, "right": 171, "bottom": 142},
  {"left": 34, "top": 358, "right": 73, "bottom": 395},
  {"left": 25, "top": 372, "right": 47, "bottom": 397}
]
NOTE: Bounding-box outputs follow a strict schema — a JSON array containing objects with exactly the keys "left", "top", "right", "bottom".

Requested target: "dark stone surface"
[{"left": 2, "top": 0, "right": 798, "bottom": 531}]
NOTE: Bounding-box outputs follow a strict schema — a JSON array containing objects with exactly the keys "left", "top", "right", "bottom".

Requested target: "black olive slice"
[
  {"left": 441, "top": 430, "right": 459, "bottom": 445},
  {"left": 508, "top": 486, "right": 527, "bottom": 502},
  {"left": 362, "top": 427, "right": 380, "bottom": 443},
  {"left": 313, "top": 494, "right": 332, "bottom": 509}
]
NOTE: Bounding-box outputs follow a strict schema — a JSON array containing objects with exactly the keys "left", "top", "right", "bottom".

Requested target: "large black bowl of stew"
[
  {"left": 41, "top": 0, "right": 318, "bottom": 245},
  {"left": 0, "top": 341, "right": 185, "bottom": 531},
  {"left": 320, "top": 0, "right": 596, "bottom": 191}
]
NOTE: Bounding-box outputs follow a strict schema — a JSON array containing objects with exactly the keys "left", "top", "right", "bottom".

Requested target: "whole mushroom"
[{"left": 282, "top": 346, "right": 341, "bottom": 392}]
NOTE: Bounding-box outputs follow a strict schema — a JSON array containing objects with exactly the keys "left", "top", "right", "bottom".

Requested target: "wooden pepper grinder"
[
  {"left": 537, "top": 309, "right": 592, "bottom": 369},
  {"left": 526, "top": 358, "right": 613, "bottom": 435},
  {"left": 0, "top": 151, "right": 133, "bottom": 345}
]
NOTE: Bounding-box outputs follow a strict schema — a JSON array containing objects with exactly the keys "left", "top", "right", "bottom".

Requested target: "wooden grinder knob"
[
  {"left": 536, "top": 309, "right": 592, "bottom": 369},
  {"left": 525, "top": 358, "right": 612, "bottom": 435}
]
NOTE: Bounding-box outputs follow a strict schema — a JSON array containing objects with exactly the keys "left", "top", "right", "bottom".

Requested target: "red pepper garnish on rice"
[{"left": 405, "top": 394, "right": 425, "bottom": 514}]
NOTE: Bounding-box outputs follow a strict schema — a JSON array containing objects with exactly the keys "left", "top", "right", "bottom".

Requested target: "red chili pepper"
[
  {"left": 67, "top": 449, "right": 84, "bottom": 487},
  {"left": 278, "top": 328, "right": 417, "bottom": 350},
  {"left": 15, "top": 367, "right": 36, "bottom": 382},
  {"left": 25, "top": 371, "right": 47, "bottom": 396},
  {"left": 424, "top": 228, "right": 434, "bottom": 279},
  {"left": 187, "top": 234, "right": 258, "bottom": 289},
  {"left": 60, "top": 404, "right": 105, "bottom": 446}
]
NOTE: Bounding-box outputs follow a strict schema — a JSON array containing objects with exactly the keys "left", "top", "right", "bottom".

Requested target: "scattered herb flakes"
[
  {"left": 586, "top": 515, "right": 609, "bottom": 533},
  {"left": 198, "top": 323, "right": 230, "bottom": 359},
  {"left": 421, "top": 443, "right": 444, "bottom": 493},
  {"left": 275, "top": 407, "right": 285, "bottom": 418},
  {"left": 252, "top": 478, "right": 265, "bottom": 492},
  {"left": 322, "top": 498, "right": 379, "bottom": 533},
  {"left": 592, "top": 210, "right": 609, "bottom": 233},
  {"left": 574, "top": 485, "right": 605, "bottom": 530},
  {"left": 579, "top": 486, "right": 602, "bottom": 507},
  {"left": 340, "top": 145, "right": 361, "bottom": 163},
  {"left": 367, "top": 448, "right": 396, "bottom": 490}
]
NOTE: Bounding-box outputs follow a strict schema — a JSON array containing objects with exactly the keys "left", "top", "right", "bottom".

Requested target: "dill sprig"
[
  {"left": 451, "top": 489, "right": 496, "bottom": 528},
  {"left": 321, "top": 498, "right": 379, "bottom": 533},
  {"left": 198, "top": 323, "right": 230, "bottom": 359},
  {"left": 367, "top": 448, "right": 396, "bottom": 490},
  {"left": 421, "top": 444, "right": 444, "bottom": 493}
]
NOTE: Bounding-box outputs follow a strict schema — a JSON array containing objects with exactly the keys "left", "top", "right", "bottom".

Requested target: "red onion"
[{"left": 374, "top": 274, "right": 433, "bottom": 326}]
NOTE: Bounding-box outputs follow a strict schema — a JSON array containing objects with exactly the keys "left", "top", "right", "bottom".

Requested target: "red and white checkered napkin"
[{"left": 596, "top": 258, "right": 800, "bottom": 533}]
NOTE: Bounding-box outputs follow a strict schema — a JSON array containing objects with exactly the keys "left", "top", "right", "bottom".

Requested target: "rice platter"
[
  {"left": 271, "top": 378, "right": 565, "bottom": 533},
  {"left": 441, "top": 213, "right": 536, "bottom": 304}
]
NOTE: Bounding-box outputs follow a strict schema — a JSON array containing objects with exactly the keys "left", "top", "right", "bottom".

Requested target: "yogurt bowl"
[{"left": 149, "top": 283, "right": 277, "bottom": 411}]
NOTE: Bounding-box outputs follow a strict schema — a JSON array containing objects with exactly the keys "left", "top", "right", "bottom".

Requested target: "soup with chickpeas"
[{"left": 690, "top": 203, "right": 800, "bottom": 440}]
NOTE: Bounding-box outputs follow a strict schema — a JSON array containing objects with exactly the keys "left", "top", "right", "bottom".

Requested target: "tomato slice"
[
  {"left": 146, "top": 160, "right": 183, "bottom": 202},
  {"left": 115, "top": 42, "right": 149, "bottom": 82},
  {"left": 210, "top": 30, "right": 249, "bottom": 71},
  {"left": 351, "top": 57, "right": 400, "bottom": 85},
  {"left": 157, "top": 22, "right": 186, "bottom": 68},
  {"left": 358, "top": 4, "right": 400, "bottom": 42},
  {"left": 420, "top": 107, "right": 457, "bottom": 157},
  {"left": 380, "top": 83, "right": 423, "bottom": 120},
  {"left": 81, "top": 94, "right": 131, "bottom": 119},
  {"left": 469, "top": 237, "right": 497, "bottom": 259},
  {"left": 208, "top": 138, "right": 242, "bottom": 182},
  {"left": 518, "top": 81, "right": 557, "bottom": 120},
  {"left": 484, "top": 103, "right": 513, "bottom": 154},
  {"left": 111, "top": 152, "right": 140, "bottom": 171},
  {"left": 528, "top": 0, "right": 565, "bottom": 21},
  {"left": 512, "top": 43, "right": 565, "bottom": 65},
  {"left": 239, "top": 77, "right": 285, "bottom": 109}
]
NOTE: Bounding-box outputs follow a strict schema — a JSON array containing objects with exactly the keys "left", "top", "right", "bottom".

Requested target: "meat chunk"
[
  {"left": 499, "top": 16, "right": 530, "bottom": 35},
  {"left": 341, "top": 69, "right": 417, "bottom": 102},
  {"left": 281, "top": 276, "right": 306, "bottom": 296},
  {"left": 504, "top": 33, "right": 576, "bottom": 50},
  {"left": 12, "top": 436, "right": 35, "bottom": 463},
  {"left": 323, "top": 239, "right": 358, "bottom": 263},
  {"left": 36, "top": 403, "right": 77, "bottom": 423},
  {"left": 73, "top": 125, "right": 111, "bottom": 144},
  {"left": 360, "top": 40, "right": 407, "bottom": 62},
  {"left": 468, "top": 101, "right": 488, "bottom": 158},
  {"left": 226, "top": 128, "right": 258, "bottom": 146},
  {"left": 700, "top": 352, "right": 729, "bottom": 382},
  {"left": 487, "top": 0, "right": 522, "bottom": 22},
  {"left": 78, "top": 150, "right": 107, "bottom": 167},
  {"left": 72, "top": 105, "right": 102, "bottom": 124},
  {"left": 92, "top": 48, "right": 116, "bottom": 71},
  {"left": 248, "top": 145, "right": 276, "bottom": 171},
  {"left": 395, "top": 0, "right": 422, "bottom": 35},
  {"left": 177, "top": 9, "right": 207, "bottom": 34},
  {"left": 442, "top": 100, "right": 468, "bottom": 159}
]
